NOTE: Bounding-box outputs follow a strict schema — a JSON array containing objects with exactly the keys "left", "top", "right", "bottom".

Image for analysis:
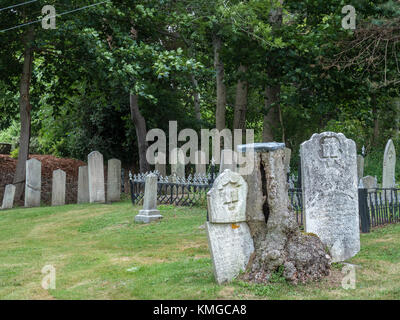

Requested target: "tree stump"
[{"left": 239, "top": 144, "right": 331, "bottom": 284}]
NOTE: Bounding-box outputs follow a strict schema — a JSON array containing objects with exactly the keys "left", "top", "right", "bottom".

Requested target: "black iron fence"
[{"left": 288, "top": 188, "right": 304, "bottom": 227}]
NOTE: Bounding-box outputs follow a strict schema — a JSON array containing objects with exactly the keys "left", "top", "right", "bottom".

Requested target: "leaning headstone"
[
  {"left": 51, "top": 169, "right": 66, "bottom": 206},
  {"left": 77, "top": 166, "right": 90, "bottom": 204},
  {"left": 25, "top": 158, "right": 41, "bottom": 207},
  {"left": 357, "top": 155, "right": 364, "bottom": 183},
  {"left": 206, "top": 169, "right": 254, "bottom": 284},
  {"left": 362, "top": 175, "right": 377, "bottom": 191},
  {"left": 1, "top": 184, "right": 16, "bottom": 210},
  {"left": 382, "top": 139, "right": 396, "bottom": 189},
  {"left": 107, "top": 159, "right": 121, "bottom": 202},
  {"left": 219, "top": 149, "right": 237, "bottom": 173},
  {"left": 88, "top": 151, "right": 105, "bottom": 203},
  {"left": 134, "top": 173, "right": 163, "bottom": 223},
  {"left": 170, "top": 148, "right": 185, "bottom": 182},
  {"left": 300, "top": 132, "right": 360, "bottom": 262}
]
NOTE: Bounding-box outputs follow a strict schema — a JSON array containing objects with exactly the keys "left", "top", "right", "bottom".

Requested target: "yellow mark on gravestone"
[{"left": 231, "top": 224, "right": 240, "bottom": 229}]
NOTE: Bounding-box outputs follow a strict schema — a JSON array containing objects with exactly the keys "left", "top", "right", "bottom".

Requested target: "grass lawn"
[{"left": 0, "top": 200, "right": 399, "bottom": 300}]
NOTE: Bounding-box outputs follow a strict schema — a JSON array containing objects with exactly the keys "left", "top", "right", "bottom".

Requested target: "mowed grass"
[{"left": 0, "top": 201, "right": 399, "bottom": 300}]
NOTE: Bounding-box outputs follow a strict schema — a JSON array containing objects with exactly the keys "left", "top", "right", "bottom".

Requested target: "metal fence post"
[{"left": 358, "top": 188, "right": 371, "bottom": 233}]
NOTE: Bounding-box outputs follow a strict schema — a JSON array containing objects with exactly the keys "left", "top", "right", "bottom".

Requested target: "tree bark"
[
  {"left": 213, "top": 35, "right": 227, "bottom": 131},
  {"left": 13, "top": 26, "right": 35, "bottom": 201},
  {"left": 130, "top": 94, "right": 150, "bottom": 173},
  {"left": 191, "top": 75, "right": 201, "bottom": 121},
  {"left": 233, "top": 64, "right": 248, "bottom": 130}
]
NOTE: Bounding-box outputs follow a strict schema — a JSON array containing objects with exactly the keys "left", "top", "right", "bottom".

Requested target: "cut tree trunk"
[
  {"left": 233, "top": 65, "right": 248, "bottom": 130},
  {"left": 213, "top": 35, "right": 227, "bottom": 131},
  {"left": 242, "top": 148, "right": 331, "bottom": 284},
  {"left": 130, "top": 94, "right": 150, "bottom": 173},
  {"left": 13, "top": 26, "right": 35, "bottom": 201}
]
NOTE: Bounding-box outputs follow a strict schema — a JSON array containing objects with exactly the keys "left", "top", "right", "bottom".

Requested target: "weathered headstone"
[
  {"left": 195, "top": 150, "right": 206, "bottom": 175},
  {"left": 107, "top": 158, "right": 121, "bottom": 202},
  {"left": 357, "top": 155, "right": 364, "bottom": 183},
  {"left": 170, "top": 148, "right": 185, "bottom": 182},
  {"left": 206, "top": 169, "right": 254, "bottom": 284},
  {"left": 88, "top": 151, "right": 105, "bottom": 203},
  {"left": 134, "top": 173, "right": 163, "bottom": 223},
  {"left": 300, "top": 132, "right": 360, "bottom": 262},
  {"left": 382, "top": 139, "right": 396, "bottom": 189},
  {"left": 361, "top": 175, "right": 377, "bottom": 191},
  {"left": 1, "top": 184, "right": 16, "bottom": 210},
  {"left": 219, "top": 149, "right": 237, "bottom": 173},
  {"left": 284, "top": 147, "right": 291, "bottom": 174},
  {"left": 25, "top": 158, "right": 41, "bottom": 207},
  {"left": 77, "top": 166, "right": 90, "bottom": 204},
  {"left": 237, "top": 142, "right": 330, "bottom": 283},
  {"left": 51, "top": 169, "right": 66, "bottom": 206}
]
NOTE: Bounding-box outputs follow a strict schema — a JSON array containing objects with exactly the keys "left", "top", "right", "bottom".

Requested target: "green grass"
[{"left": 0, "top": 201, "right": 399, "bottom": 300}]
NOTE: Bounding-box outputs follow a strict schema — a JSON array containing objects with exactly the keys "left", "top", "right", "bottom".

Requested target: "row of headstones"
[
  {"left": 357, "top": 139, "right": 396, "bottom": 189},
  {"left": 1, "top": 151, "right": 121, "bottom": 210}
]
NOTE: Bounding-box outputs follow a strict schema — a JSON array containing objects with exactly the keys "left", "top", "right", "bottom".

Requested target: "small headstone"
[
  {"left": 107, "top": 158, "right": 121, "bottom": 202},
  {"left": 219, "top": 149, "right": 237, "bottom": 173},
  {"left": 25, "top": 158, "right": 41, "bottom": 207},
  {"left": 195, "top": 150, "right": 206, "bottom": 175},
  {"left": 88, "top": 151, "right": 105, "bottom": 203},
  {"left": 361, "top": 176, "right": 377, "bottom": 191},
  {"left": 51, "top": 169, "right": 66, "bottom": 206},
  {"left": 300, "top": 132, "right": 360, "bottom": 262},
  {"left": 206, "top": 169, "right": 254, "bottom": 284},
  {"left": 1, "top": 184, "right": 16, "bottom": 210},
  {"left": 382, "top": 139, "right": 396, "bottom": 189},
  {"left": 134, "top": 173, "right": 163, "bottom": 223},
  {"left": 170, "top": 148, "right": 185, "bottom": 182},
  {"left": 77, "top": 166, "right": 90, "bottom": 204},
  {"left": 357, "top": 155, "right": 364, "bottom": 182}
]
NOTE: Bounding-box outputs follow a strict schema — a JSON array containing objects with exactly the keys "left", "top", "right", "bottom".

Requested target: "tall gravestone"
[
  {"left": 170, "top": 148, "right": 185, "bottom": 182},
  {"left": 77, "top": 166, "right": 90, "bottom": 204},
  {"left": 206, "top": 169, "right": 254, "bottom": 284},
  {"left": 25, "top": 158, "right": 41, "bottom": 207},
  {"left": 382, "top": 139, "right": 396, "bottom": 189},
  {"left": 51, "top": 169, "right": 66, "bottom": 206},
  {"left": 88, "top": 151, "right": 105, "bottom": 203},
  {"left": 1, "top": 184, "right": 16, "bottom": 210},
  {"left": 300, "top": 132, "right": 360, "bottom": 262},
  {"left": 357, "top": 155, "right": 364, "bottom": 183},
  {"left": 107, "top": 158, "right": 121, "bottom": 202},
  {"left": 135, "top": 173, "right": 163, "bottom": 223}
]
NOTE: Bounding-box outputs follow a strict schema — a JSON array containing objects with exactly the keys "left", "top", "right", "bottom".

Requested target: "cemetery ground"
[{"left": 0, "top": 201, "right": 399, "bottom": 300}]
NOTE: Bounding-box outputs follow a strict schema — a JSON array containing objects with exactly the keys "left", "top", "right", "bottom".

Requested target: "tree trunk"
[
  {"left": 233, "top": 64, "right": 248, "bottom": 130},
  {"left": 191, "top": 75, "right": 201, "bottom": 121},
  {"left": 13, "top": 26, "right": 35, "bottom": 201},
  {"left": 130, "top": 94, "right": 150, "bottom": 173},
  {"left": 213, "top": 35, "right": 227, "bottom": 131}
]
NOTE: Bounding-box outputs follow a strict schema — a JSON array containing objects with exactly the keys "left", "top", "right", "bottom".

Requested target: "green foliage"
[{"left": 10, "top": 148, "right": 19, "bottom": 159}]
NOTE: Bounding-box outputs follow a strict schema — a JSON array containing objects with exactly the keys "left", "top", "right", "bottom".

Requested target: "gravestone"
[
  {"left": 1, "top": 184, "right": 16, "bottom": 210},
  {"left": 155, "top": 152, "right": 166, "bottom": 177},
  {"left": 195, "top": 150, "right": 206, "bottom": 175},
  {"left": 238, "top": 143, "right": 330, "bottom": 283},
  {"left": 77, "top": 166, "right": 90, "bottom": 204},
  {"left": 300, "top": 132, "right": 360, "bottom": 262},
  {"left": 107, "top": 158, "right": 121, "bottom": 202},
  {"left": 51, "top": 169, "right": 66, "bottom": 206},
  {"left": 206, "top": 169, "right": 254, "bottom": 284},
  {"left": 134, "top": 173, "right": 163, "bottom": 223},
  {"left": 284, "top": 147, "right": 291, "bottom": 175},
  {"left": 170, "top": 148, "right": 185, "bottom": 182},
  {"left": 362, "top": 175, "right": 377, "bottom": 191},
  {"left": 219, "top": 149, "right": 237, "bottom": 173},
  {"left": 382, "top": 139, "right": 396, "bottom": 189},
  {"left": 88, "top": 151, "right": 105, "bottom": 203},
  {"left": 25, "top": 158, "right": 41, "bottom": 207},
  {"left": 357, "top": 155, "right": 364, "bottom": 183}
]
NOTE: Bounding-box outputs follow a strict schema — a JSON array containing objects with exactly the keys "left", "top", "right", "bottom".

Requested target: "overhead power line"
[
  {"left": 0, "top": 0, "right": 37, "bottom": 12},
  {"left": 0, "top": 0, "right": 110, "bottom": 33}
]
